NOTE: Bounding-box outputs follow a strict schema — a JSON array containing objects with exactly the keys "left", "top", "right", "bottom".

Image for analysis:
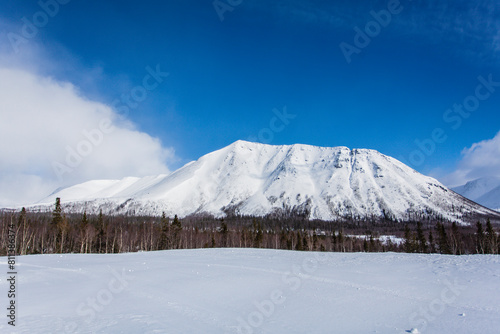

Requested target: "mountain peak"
[
  {"left": 32, "top": 141, "right": 499, "bottom": 223},
  {"left": 452, "top": 176, "right": 500, "bottom": 200}
]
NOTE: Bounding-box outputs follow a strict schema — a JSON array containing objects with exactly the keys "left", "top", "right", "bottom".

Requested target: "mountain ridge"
[
  {"left": 452, "top": 177, "right": 500, "bottom": 211},
  {"left": 29, "top": 141, "right": 499, "bottom": 223}
]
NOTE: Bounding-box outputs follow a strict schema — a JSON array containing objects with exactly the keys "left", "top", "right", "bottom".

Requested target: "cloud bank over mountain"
[{"left": 0, "top": 66, "right": 175, "bottom": 206}]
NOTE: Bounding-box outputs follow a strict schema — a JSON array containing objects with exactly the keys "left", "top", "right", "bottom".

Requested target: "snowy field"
[{"left": 1, "top": 249, "right": 500, "bottom": 334}]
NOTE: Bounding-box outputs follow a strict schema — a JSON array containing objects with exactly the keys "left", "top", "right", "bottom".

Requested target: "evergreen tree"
[
  {"left": 172, "top": 214, "right": 181, "bottom": 230},
  {"left": 338, "top": 230, "right": 344, "bottom": 252},
  {"left": 450, "top": 222, "right": 462, "bottom": 255},
  {"left": 476, "top": 221, "right": 485, "bottom": 254},
  {"left": 18, "top": 207, "right": 26, "bottom": 225},
  {"left": 437, "top": 222, "right": 451, "bottom": 254},
  {"left": 240, "top": 226, "right": 249, "bottom": 247},
  {"left": 18, "top": 207, "right": 28, "bottom": 255},
  {"left": 369, "top": 235, "right": 376, "bottom": 252},
  {"left": 279, "top": 230, "right": 288, "bottom": 249},
  {"left": 252, "top": 219, "right": 263, "bottom": 248},
  {"left": 81, "top": 211, "right": 88, "bottom": 239},
  {"left": 159, "top": 212, "right": 170, "bottom": 250},
  {"left": 486, "top": 218, "right": 497, "bottom": 254},
  {"left": 312, "top": 232, "right": 318, "bottom": 251},
  {"left": 428, "top": 230, "right": 435, "bottom": 253},
  {"left": 416, "top": 222, "right": 427, "bottom": 253},
  {"left": 172, "top": 215, "right": 182, "bottom": 249},
  {"left": 81, "top": 211, "right": 88, "bottom": 228},
  {"left": 363, "top": 239, "right": 369, "bottom": 252},
  {"left": 403, "top": 225, "right": 414, "bottom": 253},
  {"left": 52, "top": 197, "right": 63, "bottom": 226},
  {"left": 302, "top": 233, "right": 309, "bottom": 251},
  {"left": 50, "top": 198, "right": 66, "bottom": 252},
  {"left": 295, "top": 232, "right": 303, "bottom": 251},
  {"left": 219, "top": 219, "right": 228, "bottom": 247}
]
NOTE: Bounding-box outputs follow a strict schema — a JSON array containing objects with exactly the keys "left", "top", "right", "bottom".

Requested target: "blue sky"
[{"left": 0, "top": 0, "right": 499, "bottom": 204}]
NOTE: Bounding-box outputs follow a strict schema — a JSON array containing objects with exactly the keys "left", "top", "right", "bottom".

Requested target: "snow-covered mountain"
[
  {"left": 452, "top": 177, "right": 500, "bottom": 212},
  {"left": 33, "top": 141, "right": 498, "bottom": 222}
]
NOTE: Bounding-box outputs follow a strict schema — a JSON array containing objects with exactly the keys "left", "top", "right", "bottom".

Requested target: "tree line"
[
  {"left": 0, "top": 198, "right": 498, "bottom": 256},
  {"left": 401, "top": 220, "right": 499, "bottom": 255}
]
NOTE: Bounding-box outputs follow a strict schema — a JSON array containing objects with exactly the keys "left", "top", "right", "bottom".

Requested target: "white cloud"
[
  {"left": 0, "top": 66, "right": 175, "bottom": 207},
  {"left": 440, "top": 131, "right": 500, "bottom": 187}
]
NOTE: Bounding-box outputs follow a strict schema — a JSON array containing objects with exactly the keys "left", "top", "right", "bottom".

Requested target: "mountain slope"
[
  {"left": 34, "top": 141, "right": 498, "bottom": 222},
  {"left": 452, "top": 177, "right": 500, "bottom": 211},
  {"left": 476, "top": 186, "right": 500, "bottom": 211}
]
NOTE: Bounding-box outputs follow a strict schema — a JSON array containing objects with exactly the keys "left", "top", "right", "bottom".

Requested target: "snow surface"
[
  {"left": 31, "top": 141, "right": 498, "bottom": 222},
  {"left": 452, "top": 177, "right": 500, "bottom": 212},
  {"left": 1, "top": 249, "right": 500, "bottom": 334}
]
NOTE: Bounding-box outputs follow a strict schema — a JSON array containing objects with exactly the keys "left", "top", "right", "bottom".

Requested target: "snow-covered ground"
[{"left": 1, "top": 249, "right": 500, "bottom": 334}]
